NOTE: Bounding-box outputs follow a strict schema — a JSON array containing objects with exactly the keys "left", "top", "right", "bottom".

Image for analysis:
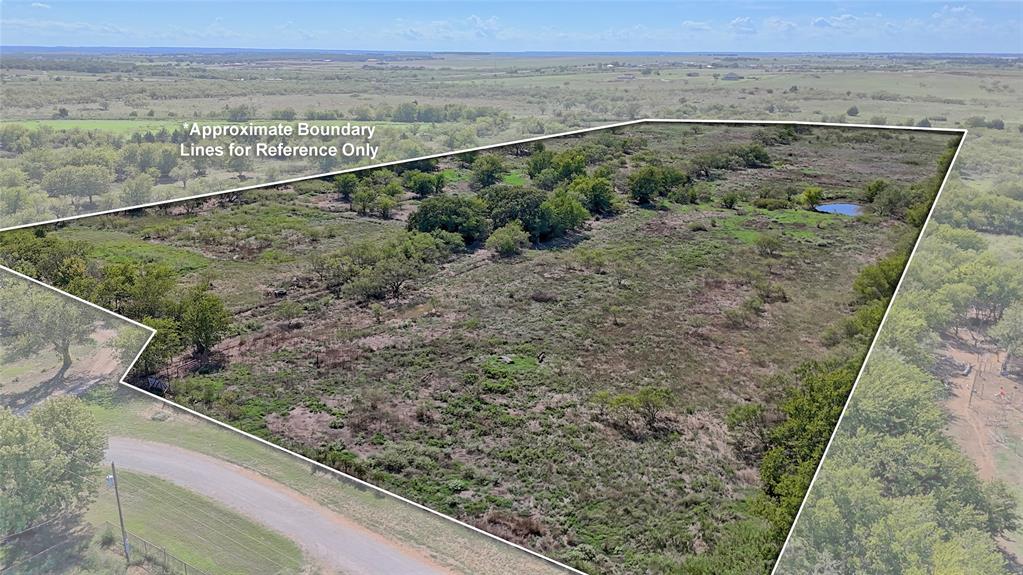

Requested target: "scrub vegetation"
[{"left": 0, "top": 122, "right": 958, "bottom": 573}]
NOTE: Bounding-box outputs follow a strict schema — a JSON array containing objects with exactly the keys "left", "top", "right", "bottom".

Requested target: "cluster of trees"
[
  {"left": 320, "top": 163, "right": 445, "bottom": 219},
  {"left": 591, "top": 386, "right": 674, "bottom": 438},
  {"left": 407, "top": 150, "right": 612, "bottom": 254},
  {"left": 0, "top": 397, "right": 106, "bottom": 535},
  {"left": 0, "top": 125, "right": 197, "bottom": 222},
  {"left": 310, "top": 231, "right": 461, "bottom": 301},
  {"left": 367, "top": 101, "right": 506, "bottom": 124},
  {"left": 0, "top": 231, "right": 232, "bottom": 376},
  {"left": 626, "top": 143, "right": 772, "bottom": 205},
  {"left": 936, "top": 181, "right": 1023, "bottom": 236},
  {"left": 783, "top": 350, "right": 1017, "bottom": 574}
]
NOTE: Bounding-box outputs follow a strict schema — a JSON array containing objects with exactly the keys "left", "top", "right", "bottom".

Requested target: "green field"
[{"left": 1, "top": 119, "right": 184, "bottom": 134}]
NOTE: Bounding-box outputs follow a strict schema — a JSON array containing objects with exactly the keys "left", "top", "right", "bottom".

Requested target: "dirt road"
[
  {"left": 945, "top": 340, "right": 1022, "bottom": 481},
  {"left": 106, "top": 437, "right": 454, "bottom": 575}
]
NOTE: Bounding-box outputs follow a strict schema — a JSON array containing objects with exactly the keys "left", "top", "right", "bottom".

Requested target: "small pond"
[{"left": 817, "top": 202, "right": 865, "bottom": 216}]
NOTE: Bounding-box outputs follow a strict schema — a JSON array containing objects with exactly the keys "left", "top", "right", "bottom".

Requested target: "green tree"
[
  {"left": 755, "top": 233, "right": 782, "bottom": 257},
  {"left": 990, "top": 301, "right": 1023, "bottom": 371},
  {"left": 226, "top": 153, "right": 253, "bottom": 177},
  {"left": 351, "top": 186, "right": 376, "bottom": 215},
  {"left": 373, "top": 194, "right": 397, "bottom": 219},
  {"left": 119, "top": 172, "right": 154, "bottom": 206},
  {"left": 541, "top": 188, "right": 589, "bottom": 238},
  {"left": 726, "top": 403, "right": 767, "bottom": 463},
  {"left": 156, "top": 146, "right": 178, "bottom": 178},
  {"left": 310, "top": 251, "right": 362, "bottom": 297},
  {"left": 169, "top": 164, "right": 192, "bottom": 189},
  {"left": 333, "top": 173, "right": 359, "bottom": 206},
  {"left": 566, "top": 175, "right": 616, "bottom": 215},
  {"left": 0, "top": 407, "right": 61, "bottom": 535},
  {"left": 0, "top": 397, "right": 106, "bottom": 535},
  {"left": 801, "top": 186, "right": 824, "bottom": 211},
  {"left": 864, "top": 179, "right": 890, "bottom": 203},
  {"left": 470, "top": 154, "right": 506, "bottom": 189},
  {"left": 136, "top": 317, "right": 185, "bottom": 375},
  {"left": 405, "top": 171, "right": 444, "bottom": 198},
  {"left": 180, "top": 287, "right": 231, "bottom": 360},
  {"left": 41, "top": 164, "right": 111, "bottom": 204},
  {"left": 0, "top": 278, "right": 96, "bottom": 380},
  {"left": 407, "top": 195, "right": 490, "bottom": 243},
  {"left": 634, "top": 386, "right": 673, "bottom": 429},
  {"left": 486, "top": 221, "right": 530, "bottom": 256},
  {"left": 527, "top": 149, "right": 554, "bottom": 178},
  {"left": 627, "top": 165, "right": 663, "bottom": 204},
  {"left": 480, "top": 185, "right": 551, "bottom": 240},
  {"left": 93, "top": 263, "right": 174, "bottom": 319}
]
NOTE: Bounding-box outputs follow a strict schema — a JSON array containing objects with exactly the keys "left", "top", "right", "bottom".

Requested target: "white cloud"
[
  {"left": 2, "top": 18, "right": 125, "bottom": 35},
  {"left": 812, "top": 14, "right": 858, "bottom": 29},
  {"left": 764, "top": 17, "right": 797, "bottom": 33},
  {"left": 385, "top": 15, "right": 513, "bottom": 44},
  {"left": 31, "top": 3, "right": 52, "bottom": 9},
  {"left": 680, "top": 20, "right": 711, "bottom": 32},
  {"left": 729, "top": 16, "right": 756, "bottom": 35}
]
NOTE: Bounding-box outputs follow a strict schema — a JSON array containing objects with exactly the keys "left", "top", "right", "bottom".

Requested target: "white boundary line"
[
  {"left": 1, "top": 119, "right": 967, "bottom": 575},
  {"left": 0, "top": 118, "right": 964, "bottom": 233},
  {"left": 769, "top": 129, "right": 969, "bottom": 574},
  {"left": 0, "top": 264, "right": 158, "bottom": 387}
]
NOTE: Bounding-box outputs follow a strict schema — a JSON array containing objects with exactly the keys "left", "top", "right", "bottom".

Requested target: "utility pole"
[{"left": 111, "top": 462, "right": 130, "bottom": 563}]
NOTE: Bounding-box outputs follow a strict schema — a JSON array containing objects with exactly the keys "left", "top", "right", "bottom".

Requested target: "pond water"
[{"left": 817, "top": 202, "right": 865, "bottom": 216}]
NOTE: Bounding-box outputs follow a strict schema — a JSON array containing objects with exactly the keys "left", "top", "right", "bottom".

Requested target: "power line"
[
  {"left": 114, "top": 472, "right": 297, "bottom": 571},
  {"left": 11, "top": 432, "right": 298, "bottom": 572},
  {"left": 110, "top": 482, "right": 288, "bottom": 573},
  {"left": 0, "top": 536, "right": 76, "bottom": 574},
  {"left": 115, "top": 471, "right": 298, "bottom": 570},
  {"left": 0, "top": 515, "right": 70, "bottom": 544}
]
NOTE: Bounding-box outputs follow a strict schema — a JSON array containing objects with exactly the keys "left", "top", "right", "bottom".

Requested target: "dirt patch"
[
  {"left": 944, "top": 336, "right": 1023, "bottom": 478},
  {"left": 267, "top": 406, "right": 341, "bottom": 446}
]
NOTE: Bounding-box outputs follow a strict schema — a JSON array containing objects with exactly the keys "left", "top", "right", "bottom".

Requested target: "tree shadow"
[
  {"left": 0, "top": 371, "right": 101, "bottom": 415},
  {"left": 1, "top": 515, "right": 96, "bottom": 573}
]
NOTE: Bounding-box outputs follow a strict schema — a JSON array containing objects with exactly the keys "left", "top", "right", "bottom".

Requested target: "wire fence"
[{"left": 106, "top": 522, "right": 212, "bottom": 575}]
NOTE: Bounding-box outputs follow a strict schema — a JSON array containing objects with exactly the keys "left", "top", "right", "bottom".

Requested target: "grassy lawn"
[
  {"left": 57, "top": 229, "right": 211, "bottom": 275},
  {"left": 86, "top": 469, "right": 305, "bottom": 575}
]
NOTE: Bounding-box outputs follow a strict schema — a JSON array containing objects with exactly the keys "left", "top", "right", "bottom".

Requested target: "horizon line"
[{"left": 2, "top": 45, "right": 1022, "bottom": 57}]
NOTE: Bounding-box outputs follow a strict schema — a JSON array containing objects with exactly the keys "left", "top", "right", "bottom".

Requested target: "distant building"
[{"left": 722, "top": 72, "right": 744, "bottom": 81}]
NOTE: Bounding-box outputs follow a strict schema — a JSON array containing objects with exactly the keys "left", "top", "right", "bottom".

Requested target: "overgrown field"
[{"left": 0, "top": 123, "right": 958, "bottom": 573}]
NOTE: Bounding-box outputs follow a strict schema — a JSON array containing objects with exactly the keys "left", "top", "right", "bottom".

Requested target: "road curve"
[{"left": 106, "top": 436, "right": 453, "bottom": 575}]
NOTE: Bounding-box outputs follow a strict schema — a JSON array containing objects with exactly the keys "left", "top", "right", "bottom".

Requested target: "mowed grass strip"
[{"left": 87, "top": 469, "right": 305, "bottom": 575}]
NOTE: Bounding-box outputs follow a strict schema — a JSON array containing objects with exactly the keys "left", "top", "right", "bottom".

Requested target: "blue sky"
[{"left": 1, "top": 1, "right": 1021, "bottom": 53}]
